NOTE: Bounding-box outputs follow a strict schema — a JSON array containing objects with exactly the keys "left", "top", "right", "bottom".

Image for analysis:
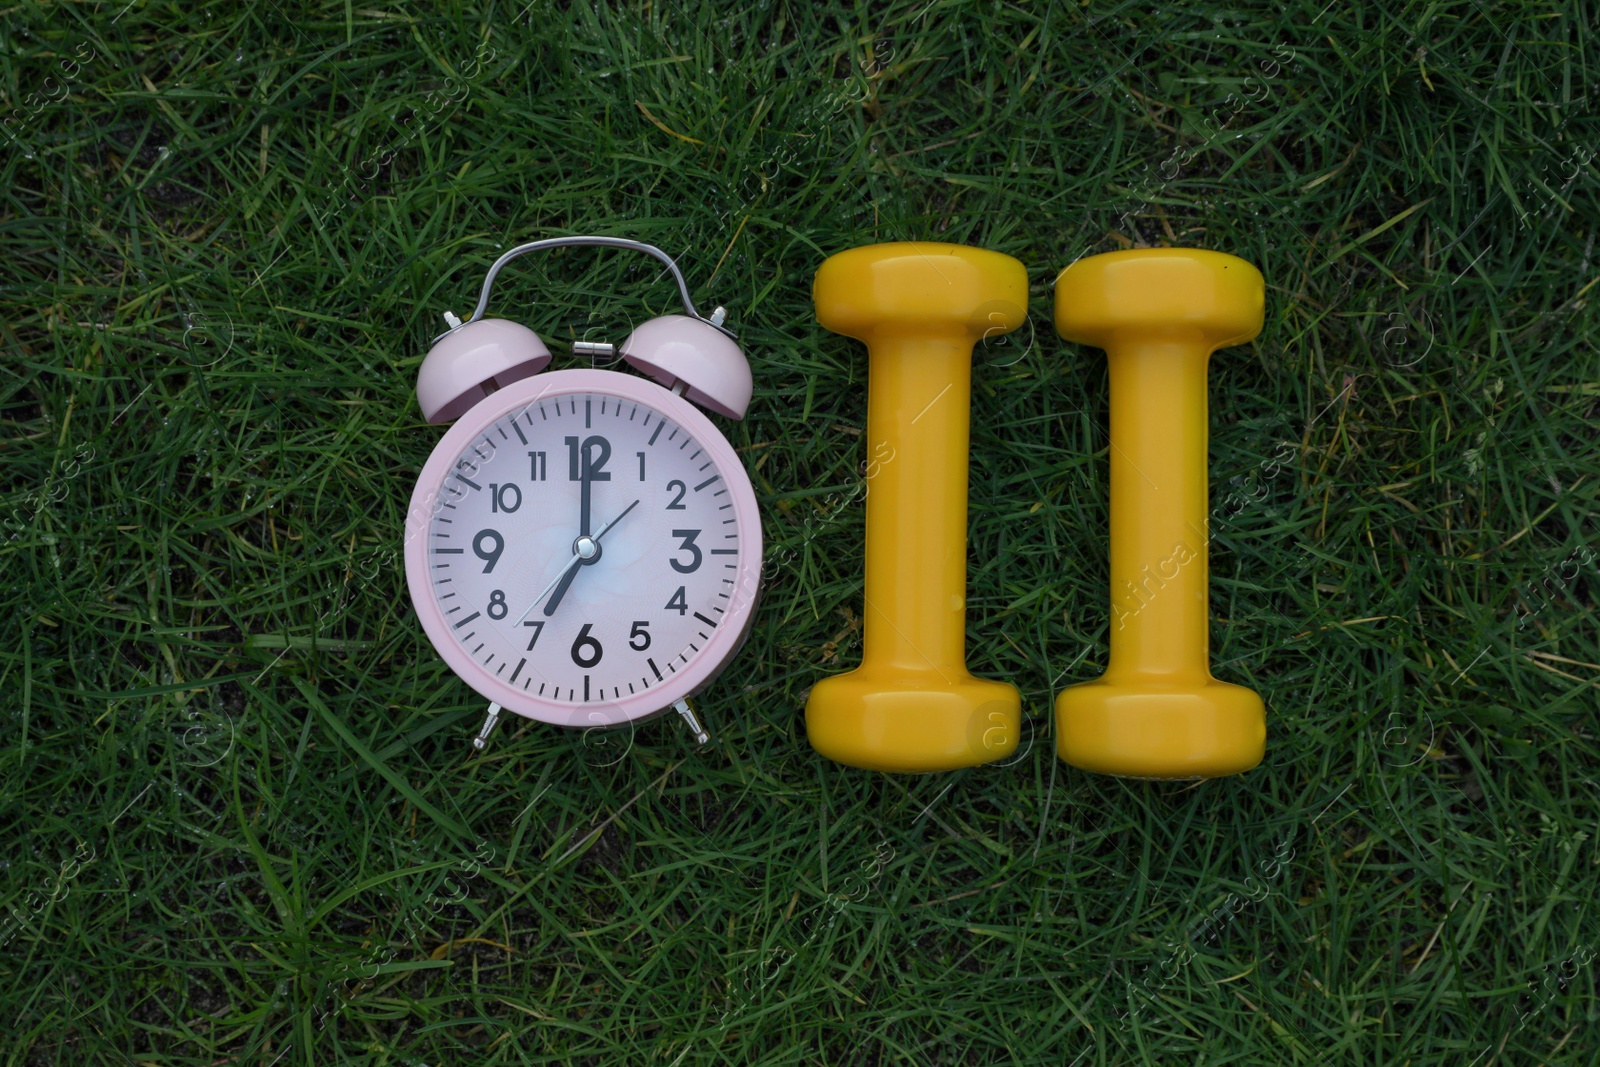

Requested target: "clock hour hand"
[
  {"left": 518, "top": 499, "right": 642, "bottom": 622},
  {"left": 514, "top": 553, "right": 582, "bottom": 626},
  {"left": 539, "top": 556, "right": 584, "bottom": 619}
]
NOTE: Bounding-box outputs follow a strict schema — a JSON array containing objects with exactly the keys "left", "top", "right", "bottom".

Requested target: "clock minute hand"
[
  {"left": 578, "top": 444, "right": 594, "bottom": 538},
  {"left": 522, "top": 499, "right": 643, "bottom": 622}
]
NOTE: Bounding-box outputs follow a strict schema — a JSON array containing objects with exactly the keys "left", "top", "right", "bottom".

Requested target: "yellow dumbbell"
[
  {"left": 1054, "top": 248, "right": 1267, "bottom": 778},
  {"left": 805, "top": 242, "right": 1028, "bottom": 772}
]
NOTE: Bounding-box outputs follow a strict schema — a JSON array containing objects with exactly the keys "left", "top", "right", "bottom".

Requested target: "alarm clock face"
[{"left": 404, "top": 370, "right": 761, "bottom": 728}]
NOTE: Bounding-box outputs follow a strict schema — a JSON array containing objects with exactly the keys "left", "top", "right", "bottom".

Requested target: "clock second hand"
[{"left": 513, "top": 499, "right": 641, "bottom": 625}]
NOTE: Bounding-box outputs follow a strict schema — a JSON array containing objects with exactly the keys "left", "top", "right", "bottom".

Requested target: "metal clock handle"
[{"left": 438, "top": 235, "right": 735, "bottom": 341}]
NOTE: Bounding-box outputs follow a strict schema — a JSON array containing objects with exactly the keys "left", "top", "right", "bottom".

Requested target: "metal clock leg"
[
  {"left": 673, "top": 698, "right": 711, "bottom": 746},
  {"left": 472, "top": 702, "right": 503, "bottom": 752}
]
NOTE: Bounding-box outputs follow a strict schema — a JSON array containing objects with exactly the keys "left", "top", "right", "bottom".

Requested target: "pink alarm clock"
[{"left": 403, "top": 237, "right": 762, "bottom": 750}]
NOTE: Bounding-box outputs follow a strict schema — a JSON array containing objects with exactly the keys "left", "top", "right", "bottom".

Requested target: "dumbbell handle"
[
  {"left": 1107, "top": 339, "right": 1212, "bottom": 679},
  {"left": 861, "top": 336, "right": 972, "bottom": 673}
]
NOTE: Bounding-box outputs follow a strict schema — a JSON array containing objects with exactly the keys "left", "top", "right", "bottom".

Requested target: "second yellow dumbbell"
[{"left": 1054, "top": 248, "right": 1267, "bottom": 779}]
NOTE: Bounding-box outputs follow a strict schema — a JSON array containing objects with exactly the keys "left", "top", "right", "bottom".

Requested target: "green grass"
[{"left": 2, "top": 1, "right": 1598, "bottom": 1063}]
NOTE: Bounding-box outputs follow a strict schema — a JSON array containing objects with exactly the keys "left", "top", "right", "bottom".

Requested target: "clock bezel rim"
[{"left": 403, "top": 368, "right": 762, "bottom": 727}]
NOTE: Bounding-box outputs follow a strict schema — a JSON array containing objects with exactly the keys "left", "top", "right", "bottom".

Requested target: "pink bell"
[
  {"left": 417, "top": 318, "right": 551, "bottom": 424},
  {"left": 621, "top": 315, "right": 752, "bottom": 420}
]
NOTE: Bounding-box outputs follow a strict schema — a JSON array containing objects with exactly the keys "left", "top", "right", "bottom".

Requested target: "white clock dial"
[{"left": 425, "top": 392, "right": 743, "bottom": 706}]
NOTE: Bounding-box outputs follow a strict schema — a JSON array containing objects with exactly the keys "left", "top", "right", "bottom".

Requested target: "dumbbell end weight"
[
  {"left": 1056, "top": 680, "right": 1264, "bottom": 779},
  {"left": 808, "top": 674, "right": 1021, "bottom": 773},
  {"left": 1053, "top": 247, "right": 1264, "bottom": 352},
  {"left": 805, "top": 242, "right": 1027, "bottom": 773}
]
